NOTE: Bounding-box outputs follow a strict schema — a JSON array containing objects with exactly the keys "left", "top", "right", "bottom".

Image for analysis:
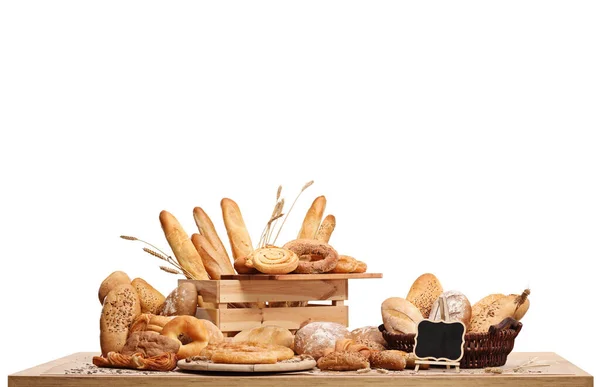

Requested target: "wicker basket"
[{"left": 379, "top": 317, "right": 523, "bottom": 369}]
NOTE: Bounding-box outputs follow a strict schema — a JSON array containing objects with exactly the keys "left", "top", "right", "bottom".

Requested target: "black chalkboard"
[{"left": 413, "top": 320, "right": 466, "bottom": 362}]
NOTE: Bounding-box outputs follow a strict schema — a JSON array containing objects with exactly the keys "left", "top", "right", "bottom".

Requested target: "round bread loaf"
[
  {"left": 132, "top": 278, "right": 166, "bottom": 314},
  {"left": 158, "top": 282, "right": 198, "bottom": 316},
  {"left": 406, "top": 273, "right": 443, "bottom": 318},
  {"left": 350, "top": 326, "right": 387, "bottom": 348},
  {"left": 121, "top": 331, "right": 180, "bottom": 357},
  {"left": 233, "top": 325, "right": 294, "bottom": 349},
  {"left": 100, "top": 283, "right": 141, "bottom": 356},
  {"left": 98, "top": 271, "right": 131, "bottom": 304},
  {"left": 429, "top": 290, "right": 472, "bottom": 328},
  {"left": 294, "top": 322, "right": 350, "bottom": 360},
  {"left": 200, "top": 319, "right": 225, "bottom": 344},
  {"left": 381, "top": 297, "right": 423, "bottom": 334}
]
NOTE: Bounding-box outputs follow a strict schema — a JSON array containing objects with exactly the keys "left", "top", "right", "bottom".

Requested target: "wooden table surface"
[{"left": 8, "top": 352, "right": 593, "bottom": 387}]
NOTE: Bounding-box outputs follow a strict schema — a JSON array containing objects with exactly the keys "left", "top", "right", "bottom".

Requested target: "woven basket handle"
[{"left": 488, "top": 317, "right": 523, "bottom": 335}]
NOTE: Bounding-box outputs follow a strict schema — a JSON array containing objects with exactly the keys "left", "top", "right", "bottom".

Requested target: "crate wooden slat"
[
  {"left": 8, "top": 352, "right": 593, "bottom": 387},
  {"left": 180, "top": 273, "right": 381, "bottom": 335},
  {"left": 196, "top": 305, "right": 349, "bottom": 332},
  {"left": 220, "top": 273, "right": 383, "bottom": 280},
  {"left": 181, "top": 279, "right": 348, "bottom": 303}
]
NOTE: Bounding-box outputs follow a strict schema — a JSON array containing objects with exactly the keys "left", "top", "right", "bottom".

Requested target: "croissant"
[{"left": 92, "top": 351, "right": 178, "bottom": 372}]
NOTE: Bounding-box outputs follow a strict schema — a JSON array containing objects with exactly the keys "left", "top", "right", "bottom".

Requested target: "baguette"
[
  {"left": 193, "top": 207, "right": 234, "bottom": 275},
  {"left": 221, "top": 198, "right": 253, "bottom": 261},
  {"left": 191, "top": 233, "right": 233, "bottom": 279},
  {"left": 297, "top": 196, "right": 326, "bottom": 239},
  {"left": 315, "top": 214, "right": 336, "bottom": 243},
  {"left": 159, "top": 210, "right": 209, "bottom": 280}
]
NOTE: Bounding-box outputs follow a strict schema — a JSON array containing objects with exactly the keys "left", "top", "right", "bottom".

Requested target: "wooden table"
[{"left": 8, "top": 352, "right": 593, "bottom": 387}]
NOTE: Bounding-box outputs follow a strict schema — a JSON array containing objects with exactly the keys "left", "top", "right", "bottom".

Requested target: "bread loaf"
[
  {"left": 199, "top": 319, "right": 224, "bottom": 344},
  {"left": 471, "top": 293, "right": 504, "bottom": 318},
  {"left": 406, "top": 273, "right": 443, "bottom": 318},
  {"left": 350, "top": 326, "right": 387, "bottom": 348},
  {"left": 317, "top": 351, "right": 369, "bottom": 371},
  {"left": 370, "top": 350, "right": 407, "bottom": 370},
  {"left": 294, "top": 322, "right": 350, "bottom": 360},
  {"left": 381, "top": 297, "right": 423, "bottom": 334},
  {"left": 121, "top": 331, "right": 180, "bottom": 357},
  {"left": 191, "top": 233, "right": 232, "bottom": 279},
  {"left": 159, "top": 210, "right": 209, "bottom": 280},
  {"left": 429, "top": 290, "right": 472, "bottom": 328},
  {"left": 297, "top": 196, "right": 326, "bottom": 239},
  {"left": 158, "top": 282, "right": 198, "bottom": 316},
  {"left": 193, "top": 207, "right": 233, "bottom": 273},
  {"left": 315, "top": 214, "right": 336, "bottom": 243},
  {"left": 98, "top": 271, "right": 131, "bottom": 304},
  {"left": 131, "top": 278, "right": 165, "bottom": 315},
  {"left": 100, "top": 283, "right": 141, "bottom": 356},
  {"left": 221, "top": 198, "right": 254, "bottom": 261},
  {"left": 468, "top": 289, "right": 530, "bottom": 333},
  {"left": 233, "top": 325, "right": 294, "bottom": 349}
]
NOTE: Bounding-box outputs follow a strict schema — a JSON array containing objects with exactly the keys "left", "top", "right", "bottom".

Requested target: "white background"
[{"left": 1, "top": 1, "right": 599, "bottom": 384}]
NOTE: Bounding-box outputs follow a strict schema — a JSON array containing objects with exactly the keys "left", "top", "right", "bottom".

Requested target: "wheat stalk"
[
  {"left": 160, "top": 266, "right": 182, "bottom": 275},
  {"left": 272, "top": 180, "right": 313, "bottom": 245},
  {"left": 121, "top": 234, "right": 193, "bottom": 278}
]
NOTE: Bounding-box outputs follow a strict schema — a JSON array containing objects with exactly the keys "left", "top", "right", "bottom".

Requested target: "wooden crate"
[{"left": 179, "top": 273, "right": 382, "bottom": 336}]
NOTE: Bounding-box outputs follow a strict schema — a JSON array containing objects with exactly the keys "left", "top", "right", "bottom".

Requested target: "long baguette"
[
  {"left": 193, "top": 207, "right": 234, "bottom": 275},
  {"left": 221, "top": 198, "right": 253, "bottom": 261},
  {"left": 315, "top": 214, "right": 336, "bottom": 243},
  {"left": 297, "top": 196, "right": 327, "bottom": 239},
  {"left": 159, "top": 210, "right": 209, "bottom": 280},
  {"left": 191, "top": 233, "right": 231, "bottom": 279}
]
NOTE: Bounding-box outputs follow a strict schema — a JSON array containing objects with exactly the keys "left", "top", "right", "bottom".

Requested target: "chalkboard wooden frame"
[{"left": 413, "top": 319, "right": 466, "bottom": 362}]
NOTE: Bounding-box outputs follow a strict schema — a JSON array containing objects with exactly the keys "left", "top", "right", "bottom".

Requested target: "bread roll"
[
  {"left": 429, "top": 290, "right": 472, "bottom": 328},
  {"left": 297, "top": 196, "right": 326, "bottom": 239},
  {"left": 193, "top": 207, "right": 233, "bottom": 273},
  {"left": 406, "top": 273, "right": 443, "bottom": 318},
  {"left": 131, "top": 278, "right": 165, "bottom": 315},
  {"left": 294, "top": 322, "right": 350, "bottom": 360},
  {"left": 370, "top": 350, "right": 407, "bottom": 370},
  {"left": 98, "top": 271, "right": 131, "bottom": 304},
  {"left": 121, "top": 331, "right": 180, "bottom": 357},
  {"left": 199, "top": 319, "right": 224, "bottom": 344},
  {"left": 158, "top": 282, "right": 198, "bottom": 316},
  {"left": 100, "top": 284, "right": 141, "bottom": 356},
  {"left": 129, "top": 314, "right": 175, "bottom": 334},
  {"left": 232, "top": 325, "right": 294, "bottom": 349},
  {"left": 159, "top": 210, "right": 209, "bottom": 280},
  {"left": 381, "top": 297, "right": 423, "bottom": 334},
  {"left": 233, "top": 255, "right": 258, "bottom": 274},
  {"left": 315, "top": 214, "right": 336, "bottom": 243},
  {"left": 221, "top": 198, "right": 253, "bottom": 261},
  {"left": 350, "top": 326, "right": 387, "bottom": 348}
]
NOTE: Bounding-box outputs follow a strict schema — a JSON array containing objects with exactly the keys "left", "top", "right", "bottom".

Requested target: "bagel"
[
  {"left": 161, "top": 316, "right": 209, "bottom": 359},
  {"left": 282, "top": 239, "right": 339, "bottom": 274}
]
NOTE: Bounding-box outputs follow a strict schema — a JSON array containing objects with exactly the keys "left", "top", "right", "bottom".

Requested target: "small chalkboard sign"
[{"left": 413, "top": 319, "right": 466, "bottom": 372}]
